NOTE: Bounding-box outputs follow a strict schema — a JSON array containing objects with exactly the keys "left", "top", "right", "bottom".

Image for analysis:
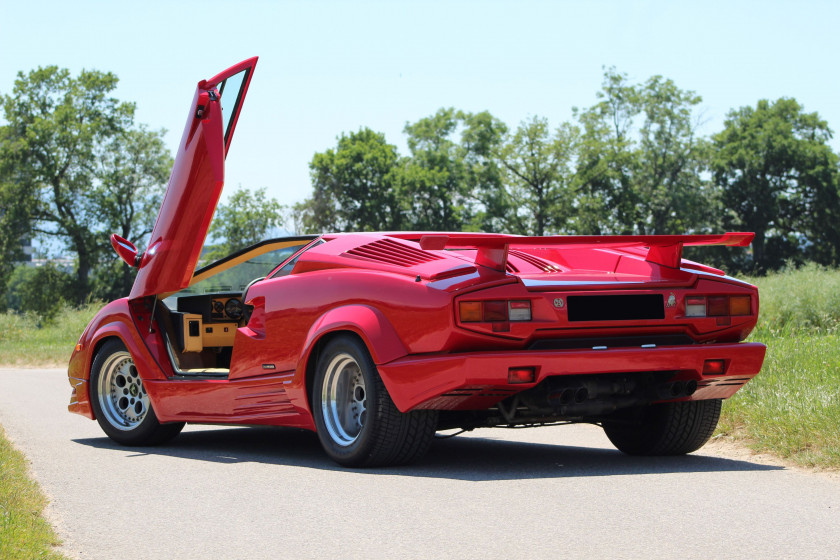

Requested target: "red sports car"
[{"left": 67, "top": 57, "right": 766, "bottom": 467}]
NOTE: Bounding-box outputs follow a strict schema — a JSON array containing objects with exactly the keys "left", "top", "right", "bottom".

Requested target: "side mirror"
[{"left": 111, "top": 234, "right": 142, "bottom": 268}]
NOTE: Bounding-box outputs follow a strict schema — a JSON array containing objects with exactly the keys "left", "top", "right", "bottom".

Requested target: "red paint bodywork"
[
  {"left": 67, "top": 58, "right": 767, "bottom": 436},
  {"left": 130, "top": 58, "right": 257, "bottom": 299}
]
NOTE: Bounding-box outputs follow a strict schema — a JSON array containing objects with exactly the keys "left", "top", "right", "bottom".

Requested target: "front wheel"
[
  {"left": 90, "top": 339, "right": 184, "bottom": 446},
  {"left": 312, "top": 336, "right": 437, "bottom": 467},
  {"left": 602, "top": 399, "right": 722, "bottom": 456}
]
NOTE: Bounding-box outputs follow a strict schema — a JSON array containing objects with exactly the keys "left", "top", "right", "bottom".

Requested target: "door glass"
[{"left": 217, "top": 69, "right": 249, "bottom": 147}]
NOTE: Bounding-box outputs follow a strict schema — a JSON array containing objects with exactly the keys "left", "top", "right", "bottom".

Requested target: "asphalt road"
[{"left": 1, "top": 368, "right": 838, "bottom": 559}]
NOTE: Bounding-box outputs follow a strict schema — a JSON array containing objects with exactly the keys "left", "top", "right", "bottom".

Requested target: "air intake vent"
[
  {"left": 509, "top": 250, "right": 561, "bottom": 273},
  {"left": 345, "top": 238, "right": 443, "bottom": 267}
]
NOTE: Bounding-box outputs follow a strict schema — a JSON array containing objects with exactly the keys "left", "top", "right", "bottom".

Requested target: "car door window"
[{"left": 216, "top": 69, "right": 249, "bottom": 149}]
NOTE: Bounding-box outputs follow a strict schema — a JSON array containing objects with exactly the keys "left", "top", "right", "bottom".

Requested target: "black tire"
[
  {"left": 312, "top": 335, "right": 438, "bottom": 467},
  {"left": 90, "top": 339, "right": 184, "bottom": 446},
  {"left": 602, "top": 399, "right": 722, "bottom": 456}
]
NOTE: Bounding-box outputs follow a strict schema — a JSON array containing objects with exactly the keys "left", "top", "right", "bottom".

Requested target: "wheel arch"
[
  {"left": 76, "top": 317, "right": 167, "bottom": 419},
  {"left": 297, "top": 305, "right": 408, "bottom": 413}
]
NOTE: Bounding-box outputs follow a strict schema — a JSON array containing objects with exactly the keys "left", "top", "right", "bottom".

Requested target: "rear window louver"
[
  {"left": 509, "top": 250, "right": 561, "bottom": 273},
  {"left": 345, "top": 238, "right": 443, "bottom": 267}
]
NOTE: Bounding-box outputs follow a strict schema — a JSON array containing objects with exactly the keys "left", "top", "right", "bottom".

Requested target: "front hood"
[{"left": 130, "top": 57, "right": 257, "bottom": 299}]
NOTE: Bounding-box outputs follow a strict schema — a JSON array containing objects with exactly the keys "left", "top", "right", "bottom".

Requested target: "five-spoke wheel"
[
  {"left": 312, "top": 336, "right": 437, "bottom": 467},
  {"left": 321, "top": 352, "right": 367, "bottom": 446}
]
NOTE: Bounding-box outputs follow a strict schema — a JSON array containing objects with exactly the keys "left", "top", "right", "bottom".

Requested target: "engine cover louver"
[
  {"left": 508, "top": 250, "right": 562, "bottom": 273},
  {"left": 345, "top": 238, "right": 443, "bottom": 267}
]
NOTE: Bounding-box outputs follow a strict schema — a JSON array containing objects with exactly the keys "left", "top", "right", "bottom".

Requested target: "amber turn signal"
[
  {"left": 729, "top": 295, "right": 751, "bottom": 316},
  {"left": 459, "top": 301, "right": 482, "bottom": 322}
]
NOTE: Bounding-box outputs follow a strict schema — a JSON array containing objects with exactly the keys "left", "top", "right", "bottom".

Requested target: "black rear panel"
[{"left": 567, "top": 294, "right": 664, "bottom": 322}]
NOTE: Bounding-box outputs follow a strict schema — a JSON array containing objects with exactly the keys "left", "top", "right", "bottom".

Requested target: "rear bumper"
[{"left": 378, "top": 342, "right": 766, "bottom": 412}]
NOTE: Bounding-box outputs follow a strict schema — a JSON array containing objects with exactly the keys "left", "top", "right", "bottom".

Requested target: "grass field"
[
  {"left": 0, "top": 424, "right": 67, "bottom": 560},
  {"left": 716, "top": 264, "right": 840, "bottom": 469},
  {"left": 0, "top": 303, "right": 102, "bottom": 367}
]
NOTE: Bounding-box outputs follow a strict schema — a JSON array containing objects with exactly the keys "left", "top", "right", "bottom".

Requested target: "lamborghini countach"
[{"left": 67, "top": 57, "right": 766, "bottom": 467}]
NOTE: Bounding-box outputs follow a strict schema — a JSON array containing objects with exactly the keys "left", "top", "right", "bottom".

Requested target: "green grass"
[
  {"left": 0, "top": 425, "right": 67, "bottom": 560},
  {"left": 747, "top": 263, "right": 840, "bottom": 337},
  {"left": 0, "top": 303, "right": 102, "bottom": 367},
  {"left": 717, "top": 264, "right": 840, "bottom": 469}
]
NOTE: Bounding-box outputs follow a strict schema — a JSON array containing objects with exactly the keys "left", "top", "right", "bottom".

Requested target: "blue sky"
[{"left": 2, "top": 0, "right": 839, "bottom": 212}]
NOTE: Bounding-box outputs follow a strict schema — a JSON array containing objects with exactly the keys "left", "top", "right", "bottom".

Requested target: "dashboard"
[
  {"left": 178, "top": 293, "right": 244, "bottom": 323},
  {"left": 211, "top": 297, "right": 244, "bottom": 321},
  {"left": 173, "top": 293, "right": 244, "bottom": 352}
]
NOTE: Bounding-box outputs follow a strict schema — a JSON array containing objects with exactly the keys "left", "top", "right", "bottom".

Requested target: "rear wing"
[{"left": 386, "top": 232, "right": 754, "bottom": 271}]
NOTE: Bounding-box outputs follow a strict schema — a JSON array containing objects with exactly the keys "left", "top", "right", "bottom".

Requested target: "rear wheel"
[
  {"left": 90, "top": 339, "right": 184, "bottom": 446},
  {"left": 602, "top": 399, "right": 722, "bottom": 455},
  {"left": 312, "top": 335, "right": 437, "bottom": 467}
]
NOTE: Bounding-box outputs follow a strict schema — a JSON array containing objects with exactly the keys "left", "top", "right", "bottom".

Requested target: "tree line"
[
  {"left": 296, "top": 69, "right": 840, "bottom": 274},
  {"left": 1, "top": 66, "right": 838, "bottom": 318}
]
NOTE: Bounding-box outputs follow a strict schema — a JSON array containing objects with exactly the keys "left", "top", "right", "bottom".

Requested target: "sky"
[{"left": 2, "top": 0, "right": 839, "bottom": 213}]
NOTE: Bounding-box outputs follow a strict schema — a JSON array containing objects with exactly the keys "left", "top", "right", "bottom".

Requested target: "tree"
[
  {"left": 91, "top": 126, "right": 172, "bottom": 299},
  {"left": 575, "top": 69, "right": 714, "bottom": 235},
  {"left": 0, "top": 66, "right": 171, "bottom": 302},
  {"left": 399, "top": 108, "right": 470, "bottom": 231},
  {"left": 302, "top": 128, "right": 402, "bottom": 233},
  {"left": 458, "top": 110, "right": 508, "bottom": 232},
  {"left": 712, "top": 98, "right": 840, "bottom": 271},
  {"left": 496, "top": 117, "right": 578, "bottom": 235},
  {"left": 203, "top": 186, "right": 285, "bottom": 262},
  {"left": 4, "top": 262, "right": 73, "bottom": 323},
  {"left": 0, "top": 181, "right": 34, "bottom": 308}
]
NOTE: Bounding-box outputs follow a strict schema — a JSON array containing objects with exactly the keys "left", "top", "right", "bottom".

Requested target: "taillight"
[
  {"left": 508, "top": 367, "right": 536, "bottom": 384},
  {"left": 508, "top": 301, "right": 532, "bottom": 321},
  {"left": 707, "top": 296, "right": 728, "bottom": 317},
  {"left": 729, "top": 296, "right": 751, "bottom": 316},
  {"left": 703, "top": 359, "right": 727, "bottom": 375},
  {"left": 459, "top": 301, "right": 482, "bottom": 322},
  {"left": 459, "top": 300, "right": 532, "bottom": 322},
  {"left": 685, "top": 296, "right": 706, "bottom": 317},
  {"left": 684, "top": 295, "right": 751, "bottom": 318}
]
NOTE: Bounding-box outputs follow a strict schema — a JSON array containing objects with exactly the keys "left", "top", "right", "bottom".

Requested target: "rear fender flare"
[
  {"left": 299, "top": 304, "right": 407, "bottom": 368},
  {"left": 297, "top": 304, "right": 408, "bottom": 410}
]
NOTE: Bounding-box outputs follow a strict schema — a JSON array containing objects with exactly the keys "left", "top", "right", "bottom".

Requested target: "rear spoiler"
[{"left": 386, "top": 232, "right": 754, "bottom": 271}]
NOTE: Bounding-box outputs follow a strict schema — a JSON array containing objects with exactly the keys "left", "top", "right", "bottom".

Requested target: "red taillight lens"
[
  {"left": 707, "top": 296, "right": 728, "bottom": 317},
  {"left": 483, "top": 301, "right": 508, "bottom": 321},
  {"left": 508, "top": 367, "right": 536, "bottom": 384},
  {"left": 703, "top": 359, "right": 726, "bottom": 375}
]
